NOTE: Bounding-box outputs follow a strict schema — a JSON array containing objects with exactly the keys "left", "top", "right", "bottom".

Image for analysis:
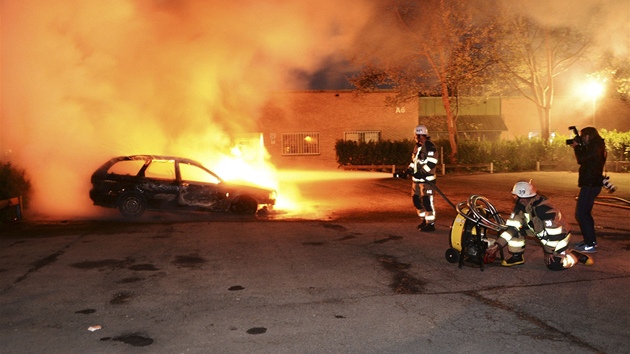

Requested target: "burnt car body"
[{"left": 89, "top": 155, "right": 276, "bottom": 218}]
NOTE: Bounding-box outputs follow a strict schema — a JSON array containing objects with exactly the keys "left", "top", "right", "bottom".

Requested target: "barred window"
[
  {"left": 282, "top": 132, "right": 320, "bottom": 155},
  {"left": 344, "top": 130, "right": 381, "bottom": 143}
]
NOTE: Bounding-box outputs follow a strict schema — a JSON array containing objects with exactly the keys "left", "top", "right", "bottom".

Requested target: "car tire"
[
  {"left": 230, "top": 196, "right": 258, "bottom": 215},
  {"left": 118, "top": 192, "right": 147, "bottom": 218}
]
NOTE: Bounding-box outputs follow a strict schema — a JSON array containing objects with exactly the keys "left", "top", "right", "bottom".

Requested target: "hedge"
[{"left": 336, "top": 129, "right": 630, "bottom": 172}]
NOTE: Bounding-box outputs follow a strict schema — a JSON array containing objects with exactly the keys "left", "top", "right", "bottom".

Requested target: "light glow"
[{"left": 581, "top": 80, "right": 605, "bottom": 99}]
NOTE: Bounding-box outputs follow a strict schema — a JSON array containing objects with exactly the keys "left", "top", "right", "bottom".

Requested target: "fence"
[
  {"left": 341, "top": 163, "right": 493, "bottom": 175},
  {"left": 0, "top": 196, "right": 22, "bottom": 222}
]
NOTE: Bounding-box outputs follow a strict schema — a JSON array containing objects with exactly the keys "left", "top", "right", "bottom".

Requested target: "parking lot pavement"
[{"left": 0, "top": 171, "right": 629, "bottom": 353}]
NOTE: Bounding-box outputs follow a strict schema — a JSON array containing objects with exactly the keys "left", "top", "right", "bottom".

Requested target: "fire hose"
[
  {"left": 427, "top": 181, "right": 506, "bottom": 232},
  {"left": 426, "top": 182, "right": 508, "bottom": 270}
]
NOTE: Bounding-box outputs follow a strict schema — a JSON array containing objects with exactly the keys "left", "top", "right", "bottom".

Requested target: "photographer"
[{"left": 569, "top": 126, "right": 606, "bottom": 253}]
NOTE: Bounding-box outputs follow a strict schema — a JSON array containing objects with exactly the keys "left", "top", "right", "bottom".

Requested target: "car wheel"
[
  {"left": 230, "top": 196, "right": 258, "bottom": 215},
  {"left": 118, "top": 193, "right": 147, "bottom": 218}
]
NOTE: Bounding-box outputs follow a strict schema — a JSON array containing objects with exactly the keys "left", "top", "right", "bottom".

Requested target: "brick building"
[{"left": 257, "top": 90, "right": 630, "bottom": 169}]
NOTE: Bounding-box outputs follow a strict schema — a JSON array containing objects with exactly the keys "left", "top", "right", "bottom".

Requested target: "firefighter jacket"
[
  {"left": 410, "top": 139, "right": 438, "bottom": 183},
  {"left": 574, "top": 136, "right": 606, "bottom": 187},
  {"left": 496, "top": 194, "right": 570, "bottom": 256}
]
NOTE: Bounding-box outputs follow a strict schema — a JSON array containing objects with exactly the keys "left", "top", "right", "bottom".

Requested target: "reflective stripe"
[
  {"left": 508, "top": 238, "right": 525, "bottom": 248},
  {"left": 545, "top": 226, "right": 564, "bottom": 236},
  {"left": 412, "top": 175, "right": 436, "bottom": 182},
  {"left": 499, "top": 231, "right": 512, "bottom": 241},
  {"left": 542, "top": 236, "right": 569, "bottom": 252},
  {"left": 543, "top": 240, "right": 557, "bottom": 248},
  {"left": 563, "top": 252, "right": 577, "bottom": 268},
  {"left": 556, "top": 237, "right": 569, "bottom": 250},
  {"left": 506, "top": 219, "right": 522, "bottom": 228}
]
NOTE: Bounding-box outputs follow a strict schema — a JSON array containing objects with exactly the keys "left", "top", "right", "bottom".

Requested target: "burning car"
[{"left": 89, "top": 155, "right": 276, "bottom": 218}]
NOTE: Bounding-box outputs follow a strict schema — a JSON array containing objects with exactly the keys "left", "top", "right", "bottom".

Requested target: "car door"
[
  {"left": 140, "top": 159, "right": 179, "bottom": 208},
  {"left": 177, "top": 161, "right": 225, "bottom": 209}
]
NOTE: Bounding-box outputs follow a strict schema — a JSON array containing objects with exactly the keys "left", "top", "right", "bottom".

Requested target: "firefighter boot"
[
  {"left": 417, "top": 220, "right": 427, "bottom": 230},
  {"left": 571, "top": 250, "right": 594, "bottom": 266},
  {"left": 420, "top": 223, "right": 435, "bottom": 232},
  {"left": 501, "top": 253, "right": 525, "bottom": 267}
]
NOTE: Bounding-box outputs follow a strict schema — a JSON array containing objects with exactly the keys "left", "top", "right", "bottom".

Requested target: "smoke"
[
  {"left": 0, "top": 0, "right": 372, "bottom": 218},
  {"left": 501, "top": 0, "right": 629, "bottom": 57},
  {"left": 1, "top": 0, "right": 627, "bottom": 219}
]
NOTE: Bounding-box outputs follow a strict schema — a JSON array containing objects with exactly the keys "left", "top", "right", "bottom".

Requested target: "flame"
[
  {"left": 2, "top": 0, "right": 627, "bottom": 219},
  {"left": 198, "top": 133, "right": 303, "bottom": 216}
]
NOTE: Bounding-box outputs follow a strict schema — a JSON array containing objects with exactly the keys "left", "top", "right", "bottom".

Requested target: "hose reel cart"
[{"left": 446, "top": 195, "right": 507, "bottom": 271}]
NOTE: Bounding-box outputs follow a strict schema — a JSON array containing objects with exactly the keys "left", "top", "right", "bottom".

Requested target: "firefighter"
[
  {"left": 486, "top": 181, "right": 593, "bottom": 270},
  {"left": 407, "top": 125, "right": 438, "bottom": 232}
]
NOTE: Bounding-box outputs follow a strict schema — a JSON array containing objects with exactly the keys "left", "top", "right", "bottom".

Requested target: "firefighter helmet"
[
  {"left": 511, "top": 181, "right": 536, "bottom": 198},
  {"left": 415, "top": 125, "right": 428, "bottom": 135}
]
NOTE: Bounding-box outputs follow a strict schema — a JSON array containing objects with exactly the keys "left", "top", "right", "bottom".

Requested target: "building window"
[
  {"left": 344, "top": 131, "right": 381, "bottom": 142},
  {"left": 282, "top": 132, "right": 320, "bottom": 155}
]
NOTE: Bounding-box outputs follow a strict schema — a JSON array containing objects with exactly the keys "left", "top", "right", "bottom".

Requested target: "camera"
[
  {"left": 565, "top": 126, "right": 583, "bottom": 146},
  {"left": 602, "top": 175, "right": 617, "bottom": 193}
]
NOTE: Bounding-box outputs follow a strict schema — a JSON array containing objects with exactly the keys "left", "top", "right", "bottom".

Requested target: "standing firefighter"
[
  {"left": 408, "top": 125, "right": 438, "bottom": 232},
  {"left": 487, "top": 181, "right": 593, "bottom": 270}
]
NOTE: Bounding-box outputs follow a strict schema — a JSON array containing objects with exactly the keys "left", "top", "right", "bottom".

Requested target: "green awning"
[{"left": 421, "top": 115, "right": 507, "bottom": 133}]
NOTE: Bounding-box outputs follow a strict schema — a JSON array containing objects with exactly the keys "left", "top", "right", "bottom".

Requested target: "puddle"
[
  {"left": 246, "top": 327, "right": 267, "bottom": 335},
  {"left": 172, "top": 255, "right": 206, "bottom": 268},
  {"left": 373, "top": 235, "right": 403, "bottom": 244},
  {"left": 117, "top": 276, "right": 144, "bottom": 284},
  {"left": 75, "top": 309, "right": 96, "bottom": 314},
  {"left": 323, "top": 223, "right": 347, "bottom": 231},
  {"left": 109, "top": 292, "right": 132, "bottom": 305},
  {"left": 303, "top": 242, "right": 325, "bottom": 246},
  {"left": 337, "top": 235, "right": 357, "bottom": 241},
  {"left": 128, "top": 264, "right": 159, "bottom": 271},
  {"left": 112, "top": 334, "right": 154, "bottom": 347},
  {"left": 70, "top": 259, "right": 129, "bottom": 270},
  {"left": 377, "top": 255, "right": 425, "bottom": 294}
]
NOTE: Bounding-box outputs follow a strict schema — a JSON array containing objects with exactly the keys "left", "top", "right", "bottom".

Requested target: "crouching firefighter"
[
  {"left": 408, "top": 125, "right": 439, "bottom": 232},
  {"left": 486, "top": 181, "right": 593, "bottom": 270}
]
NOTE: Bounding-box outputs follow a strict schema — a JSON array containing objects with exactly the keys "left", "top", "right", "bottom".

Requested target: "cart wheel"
[{"left": 445, "top": 248, "right": 460, "bottom": 263}]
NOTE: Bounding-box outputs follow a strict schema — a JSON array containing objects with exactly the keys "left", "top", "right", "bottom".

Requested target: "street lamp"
[{"left": 581, "top": 80, "right": 605, "bottom": 127}]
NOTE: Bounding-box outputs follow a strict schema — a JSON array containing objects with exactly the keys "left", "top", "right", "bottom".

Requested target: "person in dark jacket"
[{"left": 571, "top": 126, "right": 606, "bottom": 253}]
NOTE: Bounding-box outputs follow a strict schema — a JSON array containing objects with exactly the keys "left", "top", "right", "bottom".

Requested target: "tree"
[
  {"left": 593, "top": 54, "right": 630, "bottom": 103},
  {"left": 491, "top": 11, "right": 591, "bottom": 141},
  {"left": 348, "top": 0, "right": 496, "bottom": 162}
]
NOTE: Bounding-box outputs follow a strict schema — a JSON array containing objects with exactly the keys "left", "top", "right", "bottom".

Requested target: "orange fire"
[{"left": 2, "top": 0, "right": 369, "bottom": 219}]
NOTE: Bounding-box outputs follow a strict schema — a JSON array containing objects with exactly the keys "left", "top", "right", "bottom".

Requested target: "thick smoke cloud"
[
  {"left": 0, "top": 0, "right": 371, "bottom": 217},
  {"left": 502, "top": 0, "right": 629, "bottom": 57},
  {"left": 1, "top": 0, "right": 627, "bottom": 218}
]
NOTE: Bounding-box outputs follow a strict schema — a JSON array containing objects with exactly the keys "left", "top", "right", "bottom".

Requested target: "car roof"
[{"left": 116, "top": 155, "right": 203, "bottom": 165}]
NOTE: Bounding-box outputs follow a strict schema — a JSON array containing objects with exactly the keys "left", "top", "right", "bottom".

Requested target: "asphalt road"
[{"left": 1, "top": 171, "right": 629, "bottom": 353}]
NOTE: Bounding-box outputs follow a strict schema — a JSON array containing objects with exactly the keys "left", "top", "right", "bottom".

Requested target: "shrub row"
[{"left": 336, "top": 129, "right": 630, "bottom": 172}]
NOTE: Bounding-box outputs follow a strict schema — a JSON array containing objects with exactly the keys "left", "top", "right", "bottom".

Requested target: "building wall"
[
  {"left": 258, "top": 91, "right": 418, "bottom": 169},
  {"left": 258, "top": 91, "right": 630, "bottom": 169}
]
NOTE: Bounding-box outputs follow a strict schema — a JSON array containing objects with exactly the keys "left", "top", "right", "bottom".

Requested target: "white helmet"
[
  {"left": 415, "top": 125, "right": 428, "bottom": 135},
  {"left": 511, "top": 181, "right": 536, "bottom": 198}
]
